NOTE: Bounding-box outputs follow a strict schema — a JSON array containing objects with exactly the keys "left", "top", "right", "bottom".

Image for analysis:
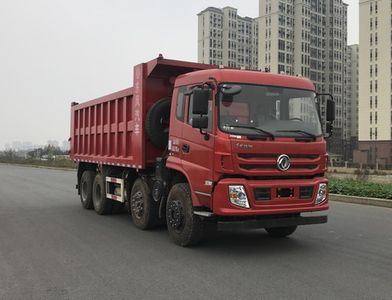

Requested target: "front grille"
[
  {"left": 238, "top": 153, "right": 319, "bottom": 160},
  {"left": 254, "top": 188, "right": 271, "bottom": 200},
  {"left": 253, "top": 186, "right": 315, "bottom": 202},
  {"left": 240, "top": 164, "right": 318, "bottom": 170},
  {"left": 237, "top": 153, "right": 320, "bottom": 172},
  {"left": 300, "top": 186, "right": 314, "bottom": 199},
  {"left": 290, "top": 164, "right": 318, "bottom": 169},
  {"left": 277, "top": 188, "right": 294, "bottom": 198}
]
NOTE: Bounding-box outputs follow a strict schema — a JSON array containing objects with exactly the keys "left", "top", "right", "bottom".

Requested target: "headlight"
[
  {"left": 316, "top": 183, "right": 327, "bottom": 204},
  {"left": 229, "top": 185, "right": 250, "bottom": 208}
]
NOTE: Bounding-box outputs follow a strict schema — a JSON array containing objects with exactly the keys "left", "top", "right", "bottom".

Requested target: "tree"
[{"left": 3, "top": 149, "right": 16, "bottom": 160}]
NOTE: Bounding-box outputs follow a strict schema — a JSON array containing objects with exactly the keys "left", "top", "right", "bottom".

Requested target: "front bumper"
[
  {"left": 217, "top": 214, "right": 327, "bottom": 231},
  {"left": 213, "top": 177, "right": 329, "bottom": 216}
]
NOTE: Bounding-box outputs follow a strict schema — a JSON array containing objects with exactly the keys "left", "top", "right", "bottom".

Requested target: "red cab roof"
[{"left": 176, "top": 68, "right": 315, "bottom": 91}]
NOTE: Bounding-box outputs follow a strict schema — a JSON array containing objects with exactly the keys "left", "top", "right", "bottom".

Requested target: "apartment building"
[
  {"left": 344, "top": 44, "right": 359, "bottom": 159},
  {"left": 197, "top": 7, "right": 258, "bottom": 69},
  {"left": 355, "top": 0, "right": 392, "bottom": 166},
  {"left": 258, "top": 0, "right": 348, "bottom": 156}
]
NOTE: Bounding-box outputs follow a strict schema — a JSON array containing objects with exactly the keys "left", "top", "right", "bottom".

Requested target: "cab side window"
[{"left": 176, "top": 87, "right": 186, "bottom": 121}]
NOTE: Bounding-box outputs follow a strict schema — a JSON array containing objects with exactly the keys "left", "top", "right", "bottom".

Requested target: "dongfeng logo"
[{"left": 277, "top": 154, "right": 290, "bottom": 171}]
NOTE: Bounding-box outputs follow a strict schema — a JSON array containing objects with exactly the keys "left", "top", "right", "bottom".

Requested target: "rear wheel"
[
  {"left": 92, "top": 173, "right": 114, "bottom": 215},
  {"left": 166, "top": 183, "right": 204, "bottom": 246},
  {"left": 265, "top": 226, "right": 297, "bottom": 238},
  {"left": 130, "top": 178, "right": 160, "bottom": 229},
  {"left": 80, "top": 170, "right": 94, "bottom": 209}
]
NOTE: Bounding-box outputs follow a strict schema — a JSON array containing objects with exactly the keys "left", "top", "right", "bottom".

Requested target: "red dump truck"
[{"left": 70, "top": 55, "right": 335, "bottom": 246}]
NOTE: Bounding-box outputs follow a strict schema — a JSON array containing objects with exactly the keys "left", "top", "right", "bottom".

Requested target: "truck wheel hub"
[
  {"left": 131, "top": 191, "right": 144, "bottom": 219},
  {"left": 168, "top": 200, "right": 184, "bottom": 230}
]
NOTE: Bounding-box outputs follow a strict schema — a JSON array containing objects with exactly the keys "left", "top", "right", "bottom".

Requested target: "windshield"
[{"left": 219, "top": 84, "right": 322, "bottom": 138}]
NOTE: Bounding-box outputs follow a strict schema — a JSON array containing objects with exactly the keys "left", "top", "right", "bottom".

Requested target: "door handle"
[{"left": 182, "top": 144, "right": 190, "bottom": 153}]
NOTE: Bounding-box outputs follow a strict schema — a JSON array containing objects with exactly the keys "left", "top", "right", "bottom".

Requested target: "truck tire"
[
  {"left": 265, "top": 226, "right": 297, "bottom": 238},
  {"left": 92, "top": 173, "right": 113, "bottom": 215},
  {"left": 80, "top": 170, "right": 94, "bottom": 209},
  {"left": 145, "top": 97, "right": 171, "bottom": 149},
  {"left": 166, "top": 183, "right": 203, "bottom": 246},
  {"left": 130, "top": 178, "right": 160, "bottom": 229}
]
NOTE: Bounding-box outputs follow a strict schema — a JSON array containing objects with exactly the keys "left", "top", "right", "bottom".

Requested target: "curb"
[
  {"left": 0, "top": 163, "right": 76, "bottom": 172},
  {"left": 330, "top": 193, "right": 392, "bottom": 208}
]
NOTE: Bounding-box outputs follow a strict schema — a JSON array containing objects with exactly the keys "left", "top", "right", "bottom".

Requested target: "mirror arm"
[
  {"left": 199, "top": 129, "right": 210, "bottom": 141},
  {"left": 197, "top": 113, "right": 210, "bottom": 140},
  {"left": 316, "top": 92, "right": 334, "bottom": 99},
  {"left": 208, "top": 77, "right": 218, "bottom": 89},
  {"left": 185, "top": 83, "right": 212, "bottom": 96},
  {"left": 324, "top": 122, "right": 334, "bottom": 139}
]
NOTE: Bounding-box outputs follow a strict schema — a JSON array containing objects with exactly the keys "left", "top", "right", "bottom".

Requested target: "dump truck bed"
[{"left": 70, "top": 57, "right": 213, "bottom": 169}]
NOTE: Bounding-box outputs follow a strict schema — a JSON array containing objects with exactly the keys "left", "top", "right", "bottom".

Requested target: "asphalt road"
[{"left": 0, "top": 164, "right": 391, "bottom": 300}]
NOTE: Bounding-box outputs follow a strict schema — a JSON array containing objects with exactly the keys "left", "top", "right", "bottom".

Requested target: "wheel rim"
[
  {"left": 131, "top": 191, "right": 144, "bottom": 220},
  {"left": 167, "top": 199, "right": 184, "bottom": 231},
  {"left": 81, "top": 180, "right": 88, "bottom": 201}
]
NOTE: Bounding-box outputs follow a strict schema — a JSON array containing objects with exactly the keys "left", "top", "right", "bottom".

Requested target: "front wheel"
[
  {"left": 166, "top": 183, "right": 204, "bottom": 246},
  {"left": 265, "top": 226, "right": 297, "bottom": 237}
]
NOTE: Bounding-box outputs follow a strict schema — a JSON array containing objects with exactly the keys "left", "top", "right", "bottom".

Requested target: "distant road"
[{"left": 0, "top": 164, "right": 391, "bottom": 300}]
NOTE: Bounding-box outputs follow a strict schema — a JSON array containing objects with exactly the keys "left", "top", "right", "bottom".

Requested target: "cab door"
[{"left": 180, "top": 89, "right": 215, "bottom": 208}]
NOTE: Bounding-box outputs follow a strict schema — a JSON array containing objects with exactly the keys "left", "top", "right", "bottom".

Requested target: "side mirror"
[
  {"left": 326, "top": 123, "right": 333, "bottom": 136},
  {"left": 192, "top": 88, "right": 210, "bottom": 115},
  {"left": 221, "top": 84, "right": 242, "bottom": 96},
  {"left": 316, "top": 93, "right": 335, "bottom": 138},
  {"left": 326, "top": 99, "right": 335, "bottom": 122},
  {"left": 192, "top": 116, "right": 208, "bottom": 129}
]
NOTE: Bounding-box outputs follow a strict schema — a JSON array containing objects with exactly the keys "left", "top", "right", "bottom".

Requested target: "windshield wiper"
[
  {"left": 224, "top": 125, "right": 275, "bottom": 140},
  {"left": 276, "top": 130, "right": 317, "bottom": 140}
]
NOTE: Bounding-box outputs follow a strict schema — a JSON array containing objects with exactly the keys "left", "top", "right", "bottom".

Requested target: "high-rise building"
[
  {"left": 197, "top": 7, "right": 258, "bottom": 69},
  {"left": 344, "top": 44, "right": 359, "bottom": 160},
  {"left": 355, "top": 0, "right": 392, "bottom": 166},
  {"left": 258, "top": 0, "right": 348, "bottom": 156}
]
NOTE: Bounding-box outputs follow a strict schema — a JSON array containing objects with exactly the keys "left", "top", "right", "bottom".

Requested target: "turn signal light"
[
  {"left": 229, "top": 185, "right": 250, "bottom": 208},
  {"left": 316, "top": 183, "right": 327, "bottom": 204}
]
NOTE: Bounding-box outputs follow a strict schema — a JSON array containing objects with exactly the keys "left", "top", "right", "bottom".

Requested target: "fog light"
[
  {"left": 229, "top": 185, "right": 250, "bottom": 208},
  {"left": 316, "top": 183, "right": 327, "bottom": 204}
]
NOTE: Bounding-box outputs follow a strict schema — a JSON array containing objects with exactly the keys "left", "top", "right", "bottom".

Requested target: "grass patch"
[
  {"left": 328, "top": 176, "right": 392, "bottom": 199},
  {"left": 0, "top": 158, "right": 76, "bottom": 169}
]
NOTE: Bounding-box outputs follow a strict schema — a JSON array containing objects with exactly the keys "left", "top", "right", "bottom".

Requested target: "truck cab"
[{"left": 163, "top": 68, "right": 333, "bottom": 242}]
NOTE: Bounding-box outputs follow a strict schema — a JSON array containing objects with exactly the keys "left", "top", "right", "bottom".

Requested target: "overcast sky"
[{"left": 0, "top": 0, "right": 359, "bottom": 150}]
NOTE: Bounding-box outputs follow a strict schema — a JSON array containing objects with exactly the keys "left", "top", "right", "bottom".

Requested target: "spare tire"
[{"left": 145, "top": 97, "right": 171, "bottom": 149}]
